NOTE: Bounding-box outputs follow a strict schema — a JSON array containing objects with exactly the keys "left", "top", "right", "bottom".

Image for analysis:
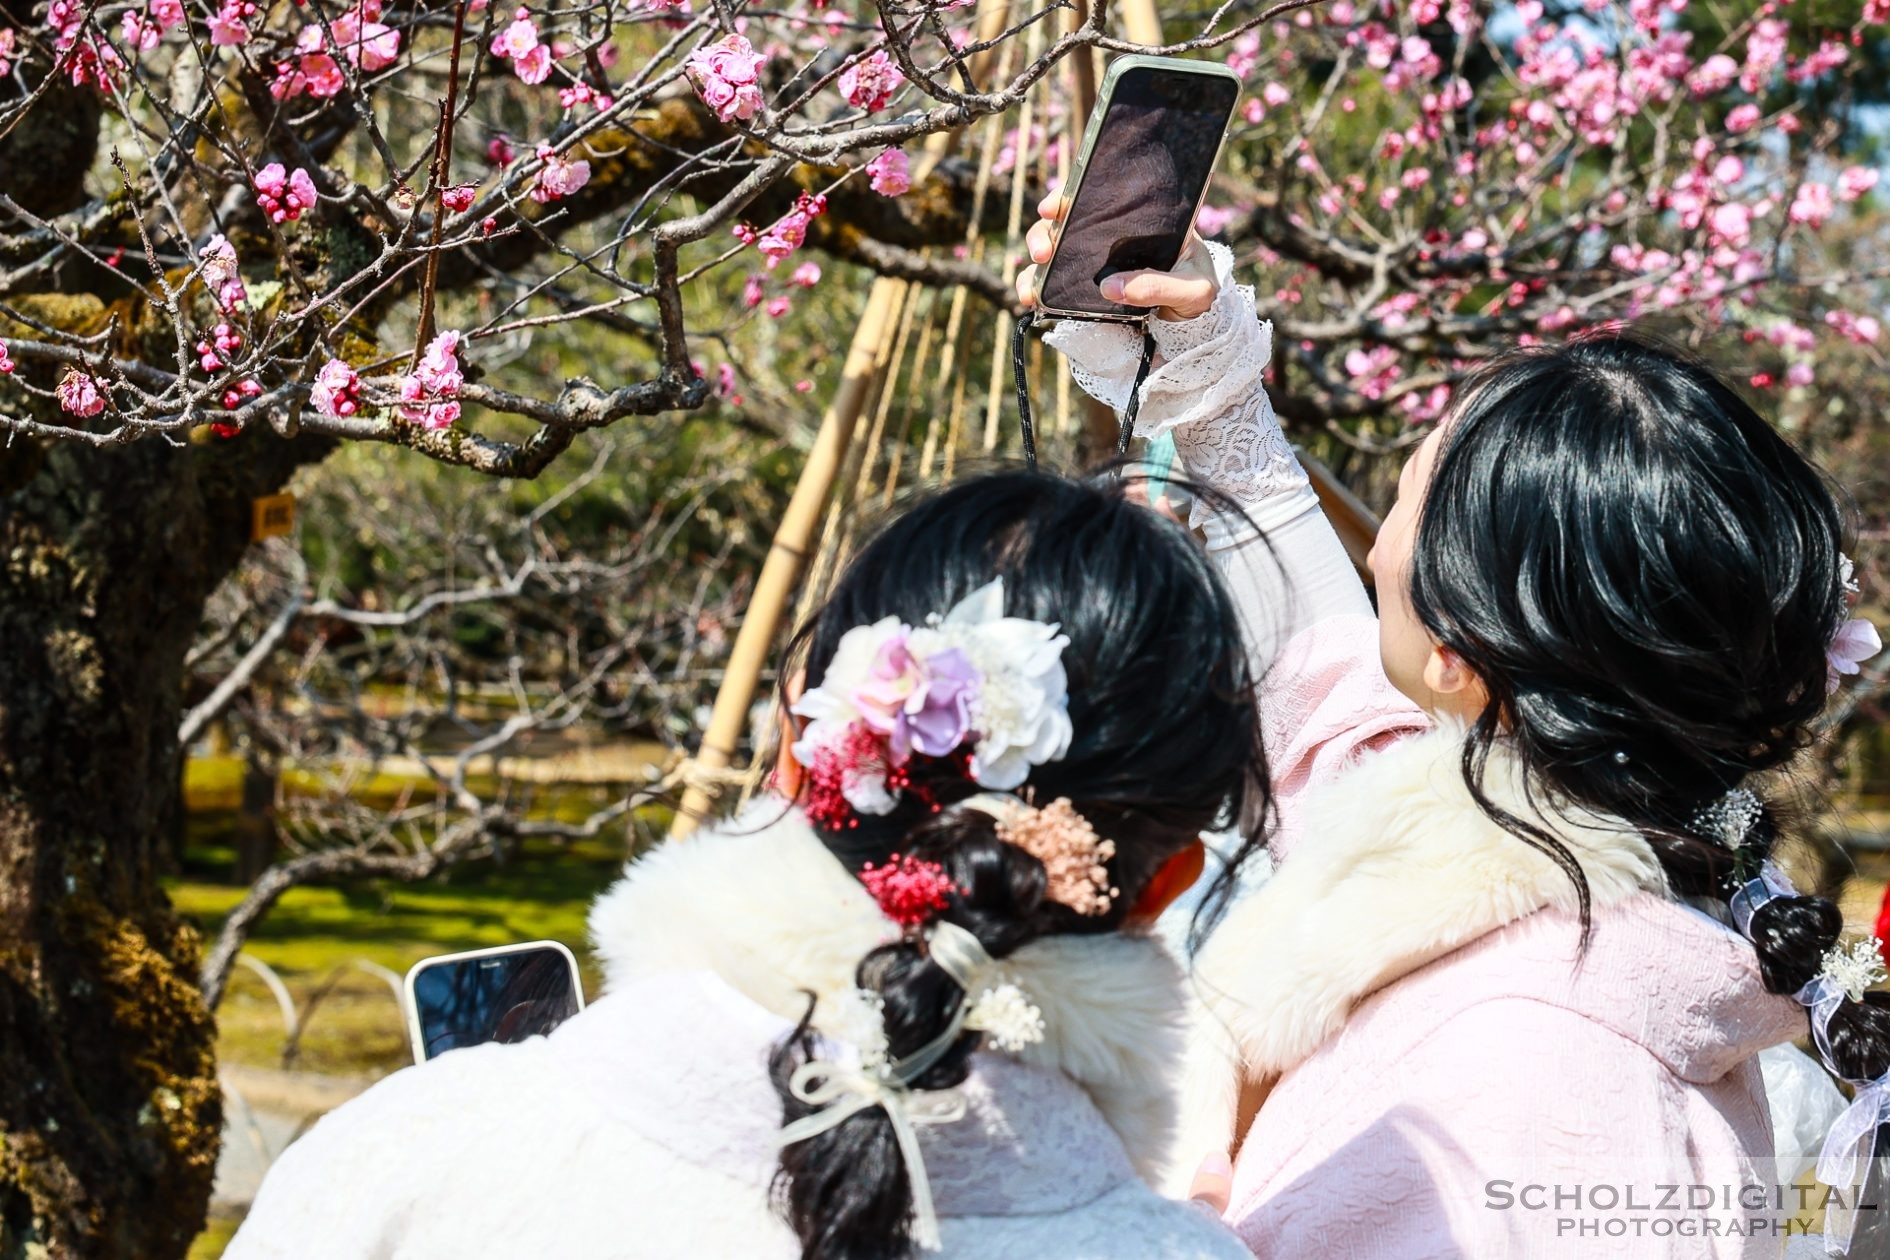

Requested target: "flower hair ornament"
[
  {"left": 962, "top": 792, "right": 1120, "bottom": 916},
  {"left": 1827, "top": 554, "right": 1882, "bottom": 695},
  {"left": 1720, "top": 837, "right": 1890, "bottom": 1256},
  {"left": 775, "top": 920, "right": 1045, "bottom": 1252},
  {"left": 790, "top": 577, "right": 1073, "bottom": 829}
]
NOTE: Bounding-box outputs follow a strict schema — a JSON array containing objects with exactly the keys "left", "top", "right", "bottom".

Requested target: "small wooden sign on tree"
[{"left": 251, "top": 492, "right": 296, "bottom": 541}]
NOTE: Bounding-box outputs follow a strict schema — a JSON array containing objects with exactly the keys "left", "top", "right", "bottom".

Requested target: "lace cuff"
[{"left": 1041, "top": 240, "right": 1316, "bottom": 549}]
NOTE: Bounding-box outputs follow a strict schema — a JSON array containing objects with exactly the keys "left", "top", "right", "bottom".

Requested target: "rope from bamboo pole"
[
  {"left": 879, "top": 287, "right": 943, "bottom": 507},
  {"left": 670, "top": 0, "right": 1023, "bottom": 839},
  {"left": 668, "top": 278, "right": 903, "bottom": 836},
  {"left": 920, "top": 59, "right": 1014, "bottom": 481},
  {"left": 791, "top": 278, "right": 912, "bottom": 632},
  {"left": 981, "top": 15, "right": 1045, "bottom": 453}
]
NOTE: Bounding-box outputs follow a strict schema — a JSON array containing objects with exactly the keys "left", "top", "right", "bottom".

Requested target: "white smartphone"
[
  {"left": 403, "top": 939, "right": 585, "bottom": 1064},
  {"left": 1037, "top": 55, "right": 1242, "bottom": 323}
]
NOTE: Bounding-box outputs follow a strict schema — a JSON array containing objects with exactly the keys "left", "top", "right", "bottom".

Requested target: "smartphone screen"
[
  {"left": 408, "top": 944, "right": 582, "bottom": 1061},
  {"left": 1039, "top": 65, "right": 1240, "bottom": 320}
]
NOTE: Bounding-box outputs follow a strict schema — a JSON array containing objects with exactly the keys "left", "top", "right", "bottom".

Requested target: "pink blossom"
[
  {"left": 686, "top": 34, "right": 766, "bottom": 124},
  {"left": 488, "top": 135, "right": 517, "bottom": 167},
  {"left": 440, "top": 183, "right": 477, "bottom": 213},
  {"left": 63, "top": 38, "right": 124, "bottom": 87},
  {"left": 490, "top": 15, "right": 539, "bottom": 58},
  {"left": 0, "top": 28, "right": 16, "bottom": 78},
  {"left": 1196, "top": 204, "right": 1236, "bottom": 236},
  {"left": 311, "top": 358, "right": 363, "bottom": 418},
  {"left": 1742, "top": 19, "right": 1787, "bottom": 92},
  {"left": 1687, "top": 54, "right": 1737, "bottom": 95},
  {"left": 150, "top": 0, "right": 185, "bottom": 28},
  {"left": 57, "top": 369, "right": 106, "bottom": 417},
  {"left": 515, "top": 43, "right": 551, "bottom": 84},
  {"left": 221, "top": 377, "right": 261, "bottom": 411},
  {"left": 1838, "top": 167, "right": 1880, "bottom": 202},
  {"left": 1786, "top": 359, "right": 1814, "bottom": 388},
  {"left": 1342, "top": 344, "right": 1402, "bottom": 400},
  {"left": 208, "top": 0, "right": 255, "bottom": 45},
  {"left": 1825, "top": 310, "right": 1882, "bottom": 345},
  {"left": 1708, "top": 202, "right": 1752, "bottom": 248},
  {"left": 121, "top": 10, "right": 160, "bottom": 51},
  {"left": 715, "top": 361, "right": 740, "bottom": 403},
  {"left": 789, "top": 261, "right": 821, "bottom": 287},
  {"left": 529, "top": 145, "right": 591, "bottom": 203},
  {"left": 764, "top": 294, "right": 791, "bottom": 317},
  {"left": 865, "top": 148, "right": 909, "bottom": 196},
  {"left": 1263, "top": 81, "right": 1291, "bottom": 107},
  {"left": 559, "top": 82, "right": 612, "bottom": 113},
  {"left": 254, "top": 163, "right": 318, "bottom": 223},
  {"left": 200, "top": 234, "right": 239, "bottom": 287},
  {"left": 1726, "top": 104, "right": 1761, "bottom": 134},
  {"left": 1827, "top": 618, "right": 1882, "bottom": 693},
  {"left": 742, "top": 274, "right": 765, "bottom": 308},
  {"left": 195, "top": 322, "right": 242, "bottom": 373},
  {"left": 839, "top": 50, "right": 903, "bottom": 112},
  {"left": 1788, "top": 182, "right": 1833, "bottom": 228},
  {"left": 747, "top": 192, "right": 824, "bottom": 269},
  {"left": 396, "top": 330, "right": 465, "bottom": 429},
  {"left": 0, "top": 339, "right": 14, "bottom": 374}
]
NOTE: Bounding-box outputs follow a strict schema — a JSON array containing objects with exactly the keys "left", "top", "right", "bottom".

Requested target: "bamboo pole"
[
  {"left": 669, "top": 278, "right": 905, "bottom": 835},
  {"left": 669, "top": 0, "right": 1015, "bottom": 838}
]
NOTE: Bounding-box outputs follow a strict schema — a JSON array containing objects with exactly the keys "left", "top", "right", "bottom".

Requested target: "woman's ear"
[
  {"left": 1420, "top": 645, "right": 1491, "bottom": 722},
  {"left": 1126, "top": 839, "right": 1205, "bottom": 924},
  {"left": 772, "top": 669, "right": 807, "bottom": 798}
]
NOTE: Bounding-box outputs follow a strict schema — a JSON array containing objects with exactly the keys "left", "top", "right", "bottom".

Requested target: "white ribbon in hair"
[
  {"left": 928, "top": 919, "right": 998, "bottom": 992},
  {"left": 775, "top": 1056, "right": 968, "bottom": 1251},
  {"left": 772, "top": 926, "right": 992, "bottom": 1252},
  {"left": 1727, "top": 859, "right": 1890, "bottom": 1257},
  {"left": 1816, "top": 1080, "right": 1890, "bottom": 1255}
]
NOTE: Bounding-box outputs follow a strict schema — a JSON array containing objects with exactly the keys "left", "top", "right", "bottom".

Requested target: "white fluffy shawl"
[
  {"left": 1176, "top": 723, "right": 1668, "bottom": 1181},
  {"left": 589, "top": 798, "right": 1194, "bottom": 1180}
]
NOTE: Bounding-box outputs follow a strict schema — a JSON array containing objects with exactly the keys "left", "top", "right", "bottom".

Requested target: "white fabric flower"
[
  {"left": 915, "top": 578, "right": 1073, "bottom": 789},
  {"left": 790, "top": 615, "right": 906, "bottom": 814},
  {"left": 1820, "top": 938, "right": 1888, "bottom": 1004},
  {"left": 965, "top": 981, "right": 1046, "bottom": 1054},
  {"left": 827, "top": 987, "right": 890, "bottom": 1068}
]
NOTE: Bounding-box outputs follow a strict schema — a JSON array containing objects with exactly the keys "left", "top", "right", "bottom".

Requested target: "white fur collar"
[
  {"left": 1177, "top": 724, "right": 1667, "bottom": 1173},
  {"left": 588, "top": 798, "right": 1189, "bottom": 1181}
]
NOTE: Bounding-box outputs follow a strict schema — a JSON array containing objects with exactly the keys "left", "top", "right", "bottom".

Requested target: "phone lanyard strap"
[{"left": 1012, "top": 311, "right": 1157, "bottom": 472}]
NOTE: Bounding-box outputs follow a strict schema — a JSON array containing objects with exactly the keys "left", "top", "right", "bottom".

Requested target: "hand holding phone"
[
  {"left": 1018, "top": 56, "right": 1239, "bottom": 323},
  {"left": 1020, "top": 192, "right": 1220, "bottom": 322}
]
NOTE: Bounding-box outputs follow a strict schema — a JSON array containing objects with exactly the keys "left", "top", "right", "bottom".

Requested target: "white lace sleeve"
[{"left": 1041, "top": 239, "right": 1319, "bottom": 551}]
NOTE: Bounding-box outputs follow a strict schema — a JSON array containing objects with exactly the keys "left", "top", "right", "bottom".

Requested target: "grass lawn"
[{"left": 170, "top": 797, "right": 654, "bottom": 1078}]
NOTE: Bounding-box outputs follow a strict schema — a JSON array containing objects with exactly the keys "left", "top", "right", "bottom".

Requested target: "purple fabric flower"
[{"left": 854, "top": 637, "right": 977, "bottom": 762}]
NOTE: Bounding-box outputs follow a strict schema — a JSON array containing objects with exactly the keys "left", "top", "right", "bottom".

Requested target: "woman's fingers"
[
  {"left": 1100, "top": 269, "right": 1217, "bottom": 320},
  {"left": 1037, "top": 190, "right": 1069, "bottom": 222},
  {"left": 1188, "top": 1152, "right": 1233, "bottom": 1216},
  {"left": 1026, "top": 217, "right": 1056, "bottom": 265},
  {"left": 1016, "top": 263, "right": 1040, "bottom": 310}
]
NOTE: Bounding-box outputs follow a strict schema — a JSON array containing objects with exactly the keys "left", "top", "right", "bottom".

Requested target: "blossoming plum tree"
[{"left": 0, "top": 0, "right": 1884, "bottom": 1251}]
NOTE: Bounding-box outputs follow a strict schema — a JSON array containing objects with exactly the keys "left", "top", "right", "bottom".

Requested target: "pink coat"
[{"left": 1184, "top": 616, "right": 1810, "bottom": 1258}]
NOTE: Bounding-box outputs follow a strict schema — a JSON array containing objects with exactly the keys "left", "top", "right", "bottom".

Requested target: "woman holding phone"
[
  {"left": 1022, "top": 198, "right": 1884, "bottom": 1256},
  {"left": 229, "top": 470, "right": 1266, "bottom": 1259}
]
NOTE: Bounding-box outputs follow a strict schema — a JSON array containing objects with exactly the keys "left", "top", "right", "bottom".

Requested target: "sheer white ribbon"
[
  {"left": 775, "top": 1056, "right": 968, "bottom": 1251},
  {"left": 1730, "top": 859, "right": 1889, "bottom": 1256},
  {"left": 771, "top": 922, "right": 996, "bottom": 1251}
]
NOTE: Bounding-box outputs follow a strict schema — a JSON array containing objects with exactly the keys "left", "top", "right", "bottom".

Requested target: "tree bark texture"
[{"left": 0, "top": 432, "right": 326, "bottom": 1259}]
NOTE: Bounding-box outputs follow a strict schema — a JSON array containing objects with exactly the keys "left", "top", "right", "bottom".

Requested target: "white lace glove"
[{"left": 1042, "top": 239, "right": 1318, "bottom": 550}]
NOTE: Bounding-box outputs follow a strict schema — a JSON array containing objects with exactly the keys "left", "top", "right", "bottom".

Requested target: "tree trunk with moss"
[{"left": 0, "top": 434, "right": 323, "bottom": 1259}]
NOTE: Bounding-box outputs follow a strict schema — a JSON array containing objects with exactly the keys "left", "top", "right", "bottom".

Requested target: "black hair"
[
  {"left": 1407, "top": 328, "right": 1890, "bottom": 1084},
  {"left": 767, "top": 466, "right": 1267, "bottom": 1260}
]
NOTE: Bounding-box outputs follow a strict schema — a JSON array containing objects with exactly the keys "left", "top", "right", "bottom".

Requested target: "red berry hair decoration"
[{"left": 860, "top": 853, "right": 957, "bottom": 929}]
